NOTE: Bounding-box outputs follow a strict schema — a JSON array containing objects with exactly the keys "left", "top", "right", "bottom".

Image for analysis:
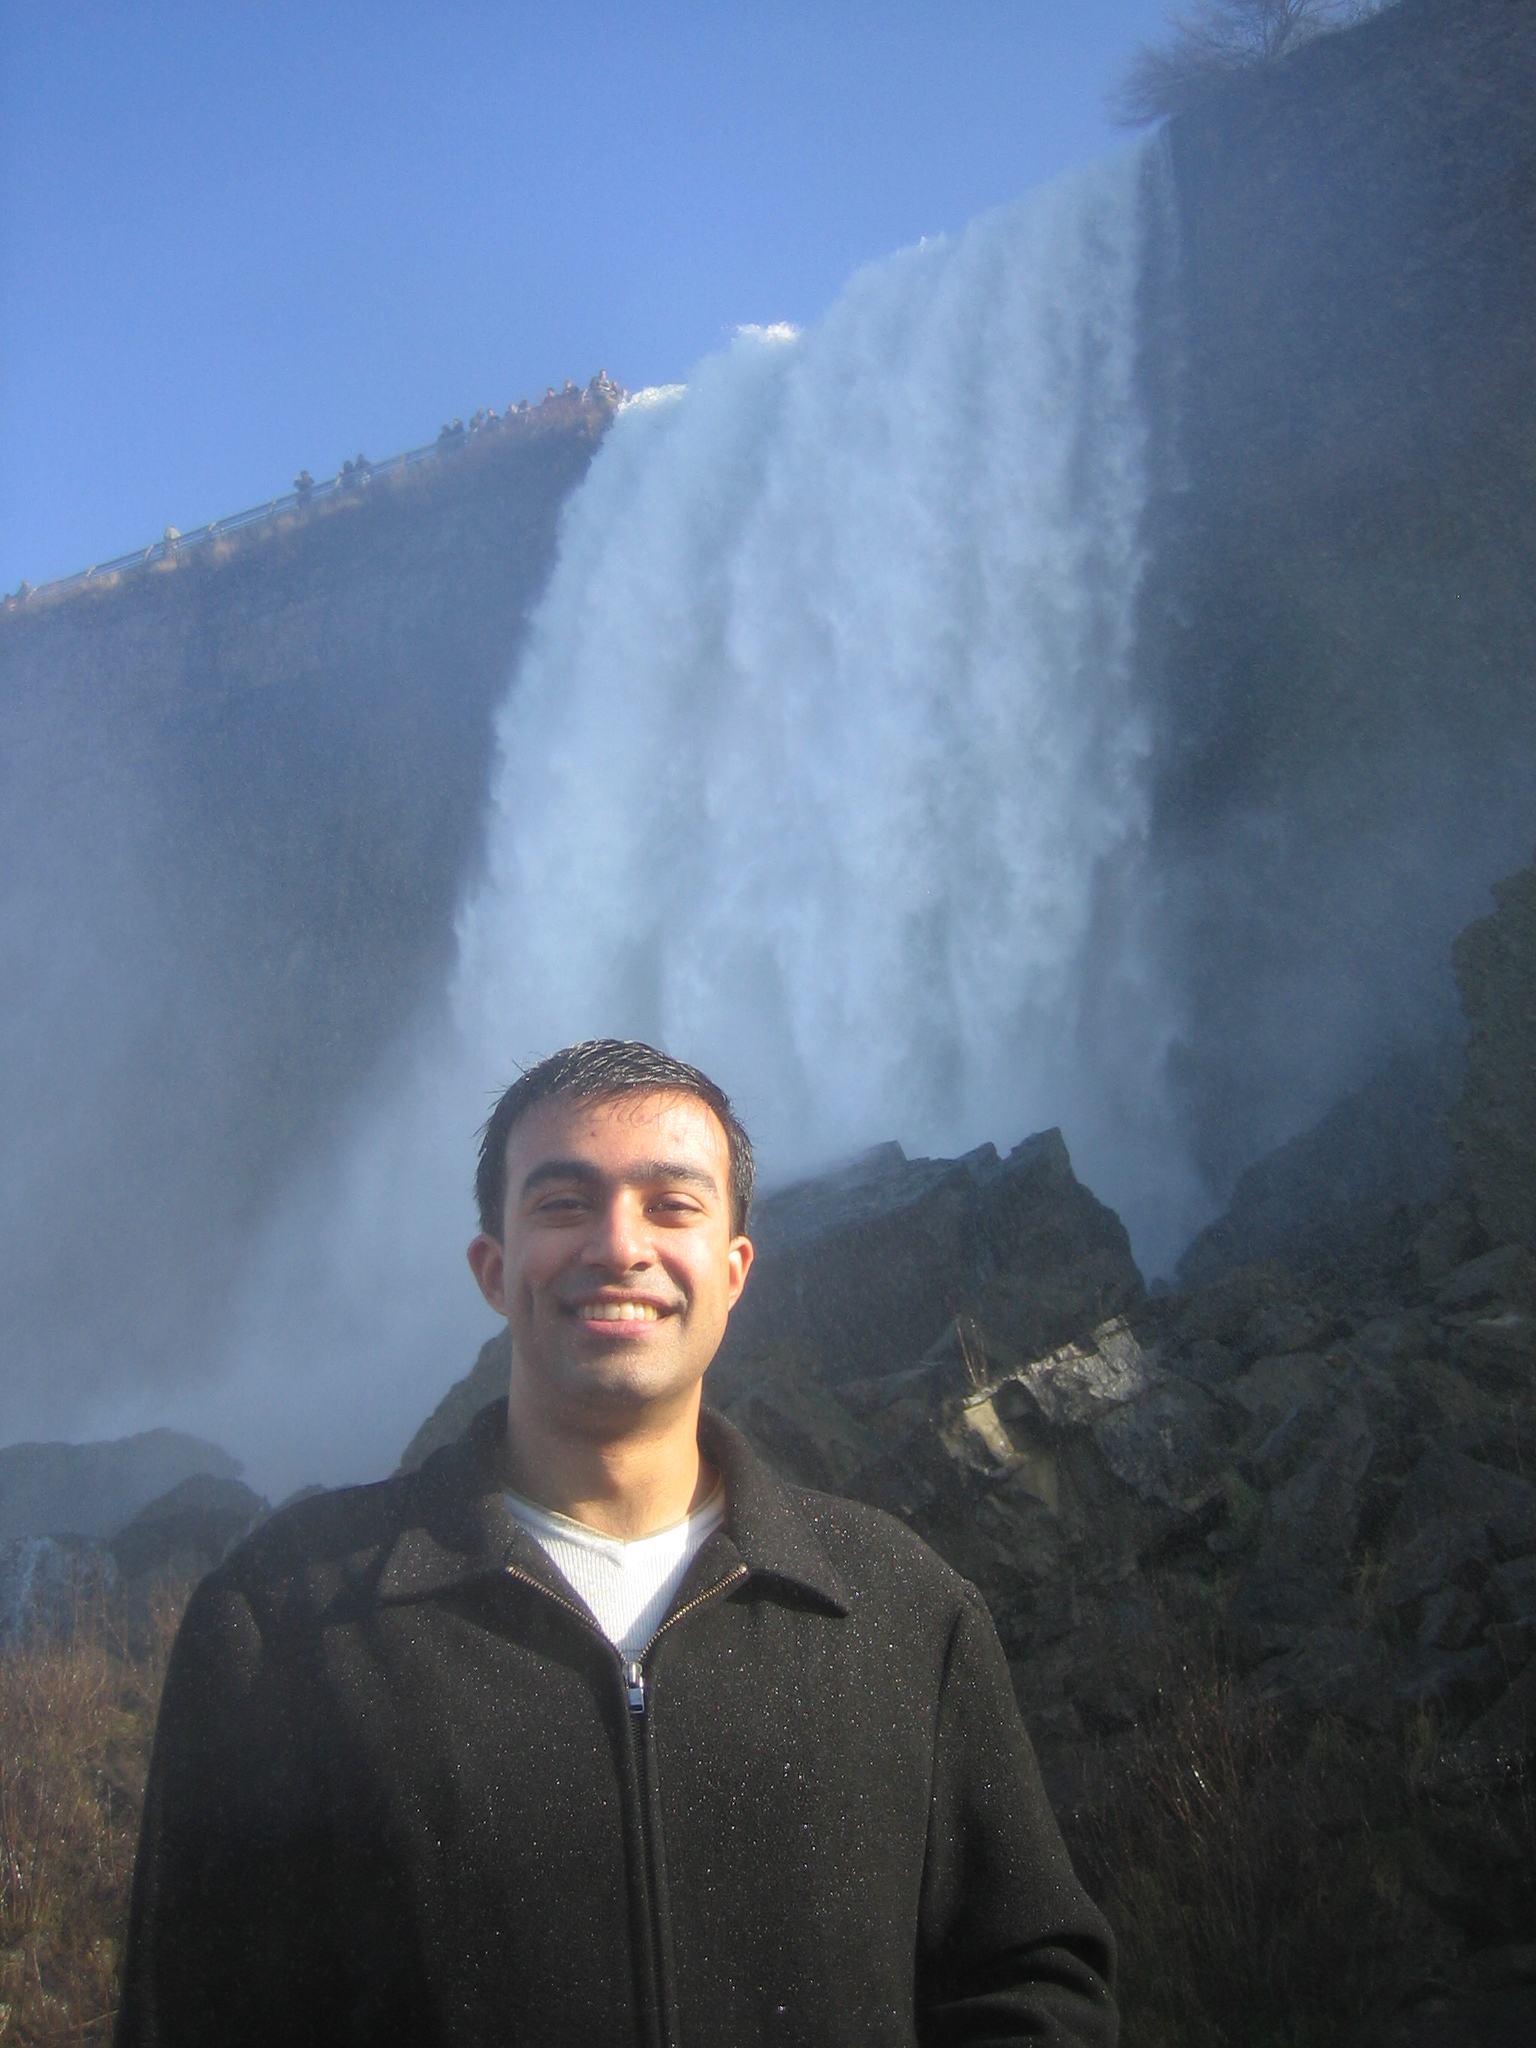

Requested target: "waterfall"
[
  {"left": 459, "top": 135, "right": 1190, "bottom": 1241},
  {"left": 182, "top": 137, "right": 1205, "bottom": 1489}
]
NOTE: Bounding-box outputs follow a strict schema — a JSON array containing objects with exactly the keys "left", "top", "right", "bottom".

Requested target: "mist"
[{"left": 6, "top": 4, "right": 1535, "bottom": 1500}]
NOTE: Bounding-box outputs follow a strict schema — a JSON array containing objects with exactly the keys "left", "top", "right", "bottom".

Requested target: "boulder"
[
  {"left": 1434, "top": 1244, "right": 1536, "bottom": 1312},
  {"left": 1486, "top": 1554, "right": 1536, "bottom": 1626},
  {"left": 1378, "top": 1513, "right": 1492, "bottom": 1614},
  {"left": 1446, "top": 1661, "right": 1536, "bottom": 1780},
  {"left": 1177, "top": 1046, "right": 1462, "bottom": 1289},
  {"left": 1089, "top": 1381, "right": 1229, "bottom": 1512},
  {"left": 713, "top": 1129, "right": 1143, "bottom": 1392},
  {"left": 1229, "top": 1403, "right": 1376, "bottom": 1631},
  {"left": 1249, "top": 1626, "right": 1395, "bottom": 1726},
  {"left": 1004, "top": 1318, "right": 1161, "bottom": 1429},
  {"left": 108, "top": 1474, "right": 269, "bottom": 1582},
  {"left": 1388, "top": 1445, "right": 1536, "bottom": 1563}
]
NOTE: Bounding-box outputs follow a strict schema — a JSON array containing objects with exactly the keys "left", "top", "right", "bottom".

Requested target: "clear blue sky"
[{"left": 1, "top": 2, "right": 1170, "bottom": 594}]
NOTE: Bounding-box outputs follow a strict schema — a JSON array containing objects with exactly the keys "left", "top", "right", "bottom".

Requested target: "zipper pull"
[{"left": 624, "top": 1660, "right": 646, "bottom": 1714}]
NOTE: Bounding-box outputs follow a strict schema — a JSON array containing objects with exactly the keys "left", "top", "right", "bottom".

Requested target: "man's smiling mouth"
[{"left": 573, "top": 1300, "right": 670, "bottom": 1322}]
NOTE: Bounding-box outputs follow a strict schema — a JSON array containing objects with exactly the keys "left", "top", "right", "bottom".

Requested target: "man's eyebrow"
[{"left": 518, "top": 1158, "right": 721, "bottom": 1200}]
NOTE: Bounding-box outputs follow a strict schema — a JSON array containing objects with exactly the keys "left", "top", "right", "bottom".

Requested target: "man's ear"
[
  {"left": 725, "top": 1236, "right": 753, "bottom": 1311},
  {"left": 467, "top": 1234, "right": 508, "bottom": 1315}
]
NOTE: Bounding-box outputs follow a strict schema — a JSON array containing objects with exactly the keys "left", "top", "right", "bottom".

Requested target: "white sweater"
[{"left": 502, "top": 1482, "right": 727, "bottom": 1661}]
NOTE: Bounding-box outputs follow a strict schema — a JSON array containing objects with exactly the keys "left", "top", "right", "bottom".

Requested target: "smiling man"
[{"left": 117, "top": 1041, "right": 1117, "bottom": 2048}]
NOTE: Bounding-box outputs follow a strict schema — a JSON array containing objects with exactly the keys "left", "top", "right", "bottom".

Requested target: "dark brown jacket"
[{"left": 116, "top": 1404, "right": 1115, "bottom": 2047}]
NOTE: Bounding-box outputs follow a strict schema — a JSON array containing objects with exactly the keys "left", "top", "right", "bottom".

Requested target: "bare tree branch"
[{"left": 1110, "top": 0, "right": 1385, "bottom": 127}]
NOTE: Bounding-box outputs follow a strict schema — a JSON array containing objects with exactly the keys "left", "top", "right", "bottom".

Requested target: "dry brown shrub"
[
  {"left": 0, "top": 1579, "right": 186, "bottom": 2046},
  {"left": 1070, "top": 1661, "right": 1420, "bottom": 2048}
]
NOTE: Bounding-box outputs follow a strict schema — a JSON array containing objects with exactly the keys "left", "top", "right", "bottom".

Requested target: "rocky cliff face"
[
  {"left": 1148, "top": 0, "right": 1536, "bottom": 1193},
  {"left": 0, "top": 393, "right": 614, "bottom": 1412},
  {"left": 709, "top": 860, "right": 1536, "bottom": 2043},
  {"left": 714, "top": 1128, "right": 1145, "bottom": 1394},
  {"left": 0, "top": 1470, "right": 270, "bottom": 1645},
  {"left": 0, "top": 1430, "right": 242, "bottom": 1541}
]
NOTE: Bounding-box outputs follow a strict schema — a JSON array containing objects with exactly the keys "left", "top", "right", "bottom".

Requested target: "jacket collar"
[
  {"left": 697, "top": 1408, "right": 848, "bottom": 1613},
  {"left": 377, "top": 1399, "right": 848, "bottom": 1617}
]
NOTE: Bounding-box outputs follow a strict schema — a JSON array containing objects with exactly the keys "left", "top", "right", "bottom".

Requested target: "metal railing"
[{"left": 5, "top": 376, "right": 622, "bottom": 614}]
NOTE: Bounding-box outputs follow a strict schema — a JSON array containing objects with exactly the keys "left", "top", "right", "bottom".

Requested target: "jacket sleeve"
[
  {"left": 915, "top": 1584, "right": 1117, "bottom": 2047},
  {"left": 114, "top": 1572, "right": 332, "bottom": 2048}
]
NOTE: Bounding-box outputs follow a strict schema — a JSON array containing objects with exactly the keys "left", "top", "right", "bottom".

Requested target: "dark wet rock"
[
  {"left": 1224, "top": 1350, "right": 1332, "bottom": 1426},
  {"left": 1411, "top": 1195, "right": 1490, "bottom": 1287},
  {"left": 1487, "top": 1555, "right": 1536, "bottom": 1626},
  {"left": 1176, "top": 1047, "right": 1462, "bottom": 1290},
  {"left": 1089, "top": 1381, "right": 1229, "bottom": 1511},
  {"left": 1229, "top": 1406, "right": 1376, "bottom": 1629},
  {"left": 1485, "top": 1620, "right": 1536, "bottom": 1675},
  {"left": 1353, "top": 1312, "right": 1435, "bottom": 1367},
  {"left": 1445, "top": 1662, "right": 1536, "bottom": 1782},
  {"left": 1177, "top": 1335, "right": 1241, "bottom": 1386},
  {"left": 1250, "top": 1627, "right": 1394, "bottom": 1725},
  {"left": 108, "top": 1474, "right": 269, "bottom": 1582},
  {"left": 720, "top": 1372, "right": 882, "bottom": 1495},
  {"left": 1389, "top": 1446, "right": 1536, "bottom": 1562},
  {"left": 1378, "top": 1513, "right": 1493, "bottom": 1613},
  {"left": 1434, "top": 1243, "right": 1536, "bottom": 1311},
  {"left": 1445, "top": 1308, "right": 1536, "bottom": 1392},
  {"left": 1414, "top": 1586, "right": 1485, "bottom": 1653},
  {"left": 714, "top": 1128, "right": 1143, "bottom": 1392},
  {"left": 1388, "top": 1644, "right": 1505, "bottom": 1721},
  {"left": 0, "top": 1428, "right": 242, "bottom": 1539},
  {"left": 1164, "top": 1261, "right": 1295, "bottom": 1349},
  {"left": 1243, "top": 1296, "right": 1341, "bottom": 1357}
]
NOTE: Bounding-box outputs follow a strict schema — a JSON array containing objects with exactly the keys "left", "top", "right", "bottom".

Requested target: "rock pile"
[{"left": 708, "top": 852, "right": 1536, "bottom": 2044}]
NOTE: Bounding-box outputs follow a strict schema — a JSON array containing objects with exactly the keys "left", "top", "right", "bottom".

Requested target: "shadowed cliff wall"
[
  {"left": 1150, "top": 0, "right": 1536, "bottom": 1189},
  {"left": 0, "top": 399, "right": 611, "bottom": 1411}
]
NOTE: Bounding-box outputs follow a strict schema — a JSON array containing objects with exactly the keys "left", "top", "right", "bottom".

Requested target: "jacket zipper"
[
  {"left": 621, "top": 1564, "right": 749, "bottom": 2048},
  {"left": 499, "top": 1560, "right": 750, "bottom": 1704},
  {"left": 623, "top": 1564, "right": 749, "bottom": 1714},
  {"left": 501, "top": 1557, "right": 749, "bottom": 2048}
]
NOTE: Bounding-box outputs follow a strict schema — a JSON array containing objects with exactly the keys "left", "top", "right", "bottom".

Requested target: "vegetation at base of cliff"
[
  {"left": 2, "top": 1578, "right": 1532, "bottom": 2043},
  {"left": 1069, "top": 1648, "right": 1535, "bottom": 2048},
  {"left": 0, "top": 1584, "right": 185, "bottom": 2046}
]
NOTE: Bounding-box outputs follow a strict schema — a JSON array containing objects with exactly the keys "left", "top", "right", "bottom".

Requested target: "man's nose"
[{"left": 581, "top": 1192, "right": 651, "bottom": 1269}]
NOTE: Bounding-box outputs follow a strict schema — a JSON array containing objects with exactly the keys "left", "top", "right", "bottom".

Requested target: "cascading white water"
[
  {"left": 458, "top": 135, "right": 1190, "bottom": 1230},
  {"left": 181, "top": 137, "right": 1208, "bottom": 1490}
]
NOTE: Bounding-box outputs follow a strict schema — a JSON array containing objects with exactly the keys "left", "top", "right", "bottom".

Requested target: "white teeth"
[{"left": 584, "top": 1301, "right": 660, "bottom": 1321}]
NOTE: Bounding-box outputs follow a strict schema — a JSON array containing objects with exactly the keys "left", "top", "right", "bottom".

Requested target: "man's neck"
[{"left": 500, "top": 1378, "right": 715, "bottom": 1539}]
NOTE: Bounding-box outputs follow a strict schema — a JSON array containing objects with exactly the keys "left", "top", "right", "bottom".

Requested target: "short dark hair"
[{"left": 474, "top": 1039, "right": 755, "bottom": 1240}]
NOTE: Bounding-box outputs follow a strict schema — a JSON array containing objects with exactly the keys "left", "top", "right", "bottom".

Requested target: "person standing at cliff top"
[{"left": 116, "top": 1039, "right": 1116, "bottom": 2047}]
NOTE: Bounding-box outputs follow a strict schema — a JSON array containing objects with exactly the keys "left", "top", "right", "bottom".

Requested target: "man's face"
[{"left": 467, "top": 1088, "right": 753, "bottom": 1426}]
